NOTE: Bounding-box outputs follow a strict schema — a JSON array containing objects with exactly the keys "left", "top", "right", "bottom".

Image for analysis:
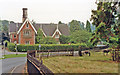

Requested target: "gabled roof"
[
  {"left": 58, "top": 24, "right": 70, "bottom": 36},
  {"left": 34, "top": 23, "right": 57, "bottom": 36},
  {"left": 52, "top": 25, "right": 62, "bottom": 37},
  {"left": 9, "top": 22, "right": 22, "bottom": 32},
  {"left": 9, "top": 21, "right": 70, "bottom": 36},
  {"left": 17, "top": 18, "right": 37, "bottom": 34}
]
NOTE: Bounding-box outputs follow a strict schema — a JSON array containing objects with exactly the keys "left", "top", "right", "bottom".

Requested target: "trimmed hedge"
[{"left": 8, "top": 43, "right": 89, "bottom": 52}]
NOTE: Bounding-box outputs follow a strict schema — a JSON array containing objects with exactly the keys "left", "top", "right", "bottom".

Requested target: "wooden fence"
[
  {"left": 112, "top": 49, "right": 120, "bottom": 61},
  {"left": 27, "top": 45, "right": 110, "bottom": 74},
  {"left": 27, "top": 50, "right": 54, "bottom": 75}
]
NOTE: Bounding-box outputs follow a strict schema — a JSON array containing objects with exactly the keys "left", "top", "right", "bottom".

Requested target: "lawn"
[
  {"left": 43, "top": 51, "right": 118, "bottom": 73},
  {"left": 1, "top": 54, "right": 27, "bottom": 59}
]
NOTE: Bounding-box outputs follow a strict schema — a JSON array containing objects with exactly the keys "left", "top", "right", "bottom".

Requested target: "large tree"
[
  {"left": 90, "top": 1, "right": 120, "bottom": 48},
  {"left": 69, "top": 20, "right": 81, "bottom": 33}
]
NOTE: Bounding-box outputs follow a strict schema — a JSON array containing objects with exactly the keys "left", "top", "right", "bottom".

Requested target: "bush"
[
  {"left": 7, "top": 43, "right": 16, "bottom": 52},
  {"left": 8, "top": 43, "right": 91, "bottom": 52}
]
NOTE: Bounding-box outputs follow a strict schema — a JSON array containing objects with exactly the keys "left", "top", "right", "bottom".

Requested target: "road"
[
  {"left": 2, "top": 57, "right": 27, "bottom": 73},
  {"left": 0, "top": 46, "right": 27, "bottom": 74}
]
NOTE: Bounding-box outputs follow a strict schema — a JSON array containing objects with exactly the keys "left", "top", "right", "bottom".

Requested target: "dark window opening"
[{"left": 14, "top": 35, "right": 16, "bottom": 38}]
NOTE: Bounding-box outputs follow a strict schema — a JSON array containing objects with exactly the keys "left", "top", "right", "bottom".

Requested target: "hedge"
[{"left": 7, "top": 43, "right": 89, "bottom": 52}]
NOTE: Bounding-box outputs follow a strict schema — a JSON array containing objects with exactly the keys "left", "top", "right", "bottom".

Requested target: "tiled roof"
[
  {"left": 58, "top": 24, "right": 70, "bottom": 36},
  {"left": 9, "top": 22, "right": 70, "bottom": 36},
  {"left": 9, "top": 23, "right": 22, "bottom": 32}
]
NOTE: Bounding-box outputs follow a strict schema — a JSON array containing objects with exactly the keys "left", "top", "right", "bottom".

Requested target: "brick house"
[{"left": 9, "top": 8, "right": 70, "bottom": 45}]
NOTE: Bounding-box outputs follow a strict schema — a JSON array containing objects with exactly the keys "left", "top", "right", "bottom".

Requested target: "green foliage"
[
  {"left": 2, "top": 20, "right": 9, "bottom": 32},
  {"left": 79, "top": 21, "right": 85, "bottom": 29},
  {"left": 0, "top": 20, "right": 3, "bottom": 31},
  {"left": 69, "top": 30, "right": 92, "bottom": 44},
  {"left": 90, "top": 2, "right": 120, "bottom": 48},
  {"left": 59, "top": 35, "right": 70, "bottom": 44},
  {"left": 3, "top": 54, "right": 27, "bottom": 59},
  {"left": 40, "top": 37, "right": 57, "bottom": 44},
  {"left": 7, "top": 43, "right": 16, "bottom": 52},
  {"left": 36, "top": 29, "right": 57, "bottom": 44},
  {"left": 36, "top": 28, "right": 44, "bottom": 44},
  {"left": 58, "top": 21, "right": 64, "bottom": 24},
  {"left": 8, "top": 43, "right": 90, "bottom": 52},
  {"left": 86, "top": 20, "right": 91, "bottom": 32},
  {"left": 69, "top": 20, "right": 81, "bottom": 33}
]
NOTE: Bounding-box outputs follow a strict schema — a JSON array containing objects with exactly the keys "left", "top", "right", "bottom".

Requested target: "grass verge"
[{"left": 1, "top": 54, "right": 27, "bottom": 59}]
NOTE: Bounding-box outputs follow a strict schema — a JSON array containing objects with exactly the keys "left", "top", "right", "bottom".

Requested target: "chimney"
[{"left": 22, "top": 8, "right": 28, "bottom": 22}]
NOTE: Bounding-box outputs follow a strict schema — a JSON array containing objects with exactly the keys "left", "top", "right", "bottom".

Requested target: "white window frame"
[{"left": 55, "top": 34, "right": 59, "bottom": 38}]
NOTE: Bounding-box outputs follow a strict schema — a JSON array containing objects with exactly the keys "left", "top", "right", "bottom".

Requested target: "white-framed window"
[
  {"left": 24, "top": 31, "right": 30, "bottom": 35},
  {"left": 55, "top": 34, "right": 59, "bottom": 38},
  {"left": 25, "top": 41, "right": 30, "bottom": 44}
]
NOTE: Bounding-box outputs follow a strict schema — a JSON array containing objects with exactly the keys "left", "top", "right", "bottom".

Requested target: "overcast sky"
[{"left": 0, "top": 0, "right": 97, "bottom": 24}]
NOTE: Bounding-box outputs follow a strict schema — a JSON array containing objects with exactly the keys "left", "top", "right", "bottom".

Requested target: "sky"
[{"left": 0, "top": 0, "right": 97, "bottom": 24}]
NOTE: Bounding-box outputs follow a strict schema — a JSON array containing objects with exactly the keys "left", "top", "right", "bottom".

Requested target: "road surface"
[
  {"left": 0, "top": 46, "right": 27, "bottom": 74},
  {"left": 2, "top": 57, "right": 27, "bottom": 73}
]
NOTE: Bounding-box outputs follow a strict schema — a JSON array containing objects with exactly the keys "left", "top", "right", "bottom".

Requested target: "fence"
[
  {"left": 112, "top": 49, "right": 120, "bottom": 61},
  {"left": 27, "top": 50, "right": 53, "bottom": 75},
  {"left": 27, "top": 45, "right": 109, "bottom": 74}
]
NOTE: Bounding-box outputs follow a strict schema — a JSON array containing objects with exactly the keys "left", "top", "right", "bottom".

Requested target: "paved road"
[
  {"left": 2, "top": 57, "right": 27, "bottom": 73},
  {"left": 0, "top": 46, "right": 27, "bottom": 74}
]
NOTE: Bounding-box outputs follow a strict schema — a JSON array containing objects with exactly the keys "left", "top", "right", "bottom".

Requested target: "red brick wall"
[
  {"left": 10, "top": 33, "right": 18, "bottom": 43},
  {"left": 19, "top": 22, "right": 35, "bottom": 45}
]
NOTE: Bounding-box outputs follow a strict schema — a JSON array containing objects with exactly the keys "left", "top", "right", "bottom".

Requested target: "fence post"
[
  {"left": 47, "top": 50, "right": 49, "bottom": 58},
  {"left": 35, "top": 50, "right": 37, "bottom": 58}
]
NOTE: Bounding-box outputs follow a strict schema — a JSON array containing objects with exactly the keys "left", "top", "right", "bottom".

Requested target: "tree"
[
  {"left": 41, "top": 37, "right": 57, "bottom": 44},
  {"left": 35, "top": 28, "right": 44, "bottom": 44},
  {"left": 86, "top": 20, "right": 91, "bottom": 32},
  {"left": 59, "top": 35, "right": 70, "bottom": 44},
  {"left": 90, "top": 1, "right": 120, "bottom": 48},
  {"left": 69, "top": 30, "right": 92, "bottom": 44},
  {"left": 0, "top": 20, "right": 3, "bottom": 31},
  {"left": 78, "top": 21, "right": 85, "bottom": 29},
  {"left": 1, "top": 20, "right": 9, "bottom": 32},
  {"left": 3, "top": 24, "right": 8, "bottom": 32},
  {"left": 58, "top": 21, "right": 63, "bottom": 24},
  {"left": 36, "top": 28, "right": 57, "bottom": 44},
  {"left": 69, "top": 20, "right": 81, "bottom": 33}
]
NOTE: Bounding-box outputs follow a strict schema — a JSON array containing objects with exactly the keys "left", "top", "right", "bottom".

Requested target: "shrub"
[
  {"left": 7, "top": 43, "right": 16, "bottom": 52},
  {"left": 8, "top": 43, "right": 90, "bottom": 52}
]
